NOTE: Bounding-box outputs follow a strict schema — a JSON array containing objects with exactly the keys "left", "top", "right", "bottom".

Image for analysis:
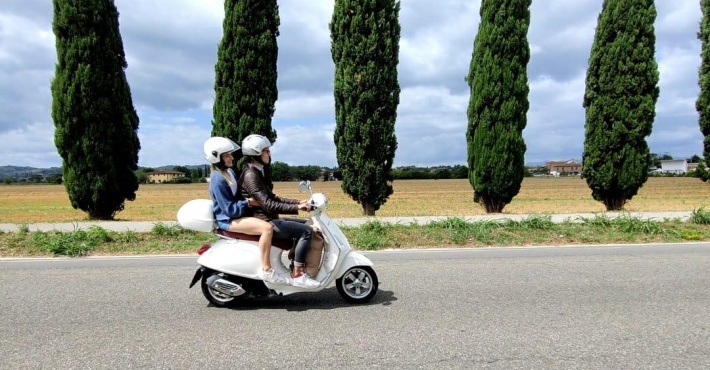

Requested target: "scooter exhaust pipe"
[{"left": 206, "top": 274, "right": 246, "bottom": 297}]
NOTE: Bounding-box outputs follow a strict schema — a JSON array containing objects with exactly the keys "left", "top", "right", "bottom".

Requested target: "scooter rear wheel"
[
  {"left": 336, "top": 266, "right": 378, "bottom": 303},
  {"left": 201, "top": 272, "right": 241, "bottom": 307}
]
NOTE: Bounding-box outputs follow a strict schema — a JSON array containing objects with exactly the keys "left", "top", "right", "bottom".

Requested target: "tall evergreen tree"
[
  {"left": 582, "top": 0, "right": 659, "bottom": 210},
  {"left": 212, "top": 0, "right": 279, "bottom": 185},
  {"left": 698, "top": 0, "right": 710, "bottom": 181},
  {"left": 466, "top": 0, "right": 531, "bottom": 213},
  {"left": 51, "top": 0, "right": 140, "bottom": 220},
  {"left": 330, "top": 0, "right": 401, "bottom": 216}
]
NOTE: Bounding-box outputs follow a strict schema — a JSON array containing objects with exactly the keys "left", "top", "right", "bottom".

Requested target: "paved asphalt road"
[{"left": 1, "top": 243, "right": 709, "bottom": 369}]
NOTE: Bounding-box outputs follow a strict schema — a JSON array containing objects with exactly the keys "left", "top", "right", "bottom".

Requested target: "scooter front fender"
[{"left": 335, "top": 251, "right": 374, "bottom": 278}]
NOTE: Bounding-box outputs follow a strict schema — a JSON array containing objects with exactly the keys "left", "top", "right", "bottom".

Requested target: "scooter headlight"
[{"left": 310, "top": 193, "right": 328, "bottom": 210}]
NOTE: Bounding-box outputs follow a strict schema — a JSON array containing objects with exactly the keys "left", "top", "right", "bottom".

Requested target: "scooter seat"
[{"left": 215, "top": 229, "right": 295, "bottom": 250}]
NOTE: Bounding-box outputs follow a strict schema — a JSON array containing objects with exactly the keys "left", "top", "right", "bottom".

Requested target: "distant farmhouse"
[
  {"left": 655, "top": 159, "right": 696, "bottom": 175},
  {"left": 147, "top": 170, "right": 185, "bottom": 184},
  {"left": 541, "top": 158, "right": 698, "bottom": 177},
  {"left": 545, "top": 159, "right": 582, "bottom": 177}
]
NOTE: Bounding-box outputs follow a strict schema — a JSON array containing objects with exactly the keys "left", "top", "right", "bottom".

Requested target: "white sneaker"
[
  {"left": 291, "top": 273, "right": 320, "bottom": 289},
  {"left": 257, "top": 268, "right": 291, "bottom": 285}
]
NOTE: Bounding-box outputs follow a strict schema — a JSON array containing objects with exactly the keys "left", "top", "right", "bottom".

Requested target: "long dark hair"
[{"left": 211, "top": 149, "right": 243, "bottom": 185}]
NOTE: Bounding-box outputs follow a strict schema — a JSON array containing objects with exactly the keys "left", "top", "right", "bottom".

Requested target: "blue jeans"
[
  {"left": 217, "top": 220, "right": 231, "bottom": 231},
  {"left": 271, "top": 218, "right": 312, "bottom": 266}
]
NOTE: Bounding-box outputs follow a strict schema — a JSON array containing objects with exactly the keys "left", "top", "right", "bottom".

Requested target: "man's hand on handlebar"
[{"left": 298, "top": 200, "right": 312, "bottom": 212}]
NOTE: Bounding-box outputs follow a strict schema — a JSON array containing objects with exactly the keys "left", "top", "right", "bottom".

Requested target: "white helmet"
[
  {"left": 203, "top": 136, "right": 239, "bottom": 164},
  {"left": 241, "top": 134, "right": 272, "bottom": 156}
]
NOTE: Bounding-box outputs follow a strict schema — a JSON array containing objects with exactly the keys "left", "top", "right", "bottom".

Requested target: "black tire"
[
  {"left": 200, "top": 272, "right": 242, "bottom": 307},
  {"left": 336, "top": 266, "right": 378, "bottom": 304}
]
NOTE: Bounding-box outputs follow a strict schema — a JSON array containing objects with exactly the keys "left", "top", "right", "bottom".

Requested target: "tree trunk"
[
  {"left": 480, "top": 196, "right": 506, "bottom": 213},
  {"left": 603, "top": 196, "right": 626, "bottom": 211},
  {"left": 362, "top": 202, "right": 376, "bottom": 216},
  {"left": 88, "top": 205, "right": 120, "bottom": 220},
  {"left": 483, "top": 199, "right": 505, "bottom": 213}
]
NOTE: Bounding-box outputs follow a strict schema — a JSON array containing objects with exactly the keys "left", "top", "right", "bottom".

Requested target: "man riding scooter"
[{"left": 238, "top": 134, "right": 321, "bottom": 289}]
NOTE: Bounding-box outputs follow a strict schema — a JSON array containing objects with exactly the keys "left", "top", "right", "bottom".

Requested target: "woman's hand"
[{"left": 247, "top": 198, "right": 260, "bottom": 207}]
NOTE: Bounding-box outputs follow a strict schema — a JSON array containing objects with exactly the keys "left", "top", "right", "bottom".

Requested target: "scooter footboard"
[{"left": 335, "top": 251, "right": 374, "bottom": 278}]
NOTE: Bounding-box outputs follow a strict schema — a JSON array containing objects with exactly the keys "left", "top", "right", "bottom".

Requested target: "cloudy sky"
[{"left": 0, "top": 0, "right": 704, "bottom": 169}]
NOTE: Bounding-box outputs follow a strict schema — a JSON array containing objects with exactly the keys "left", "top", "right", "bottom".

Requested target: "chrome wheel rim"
[
  {"left": 341, "top": 268, "right": 373, "bottom": 299},
  {"left": 207, "top": 286, "right": 235, "bottom": 303},
  {"left": 205, "top": 275, "right": 235, "bottom": 304}
]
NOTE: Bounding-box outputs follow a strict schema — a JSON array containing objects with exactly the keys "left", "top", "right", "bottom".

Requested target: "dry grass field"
[{"left": 0, "top": 177, "right": 709, "bottom": 224}]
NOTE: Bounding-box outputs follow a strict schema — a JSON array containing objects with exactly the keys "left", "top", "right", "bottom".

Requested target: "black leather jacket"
[{"left": 239, "top": 166, "right": 299, "bottom": 221}]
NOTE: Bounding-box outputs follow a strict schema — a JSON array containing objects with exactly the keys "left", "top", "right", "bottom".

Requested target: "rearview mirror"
[{"left": 298, "top": 180, "right": 311, "bottom": 193}]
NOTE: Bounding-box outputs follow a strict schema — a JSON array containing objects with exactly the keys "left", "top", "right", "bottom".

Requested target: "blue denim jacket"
[{"left": 209, "top": 169, "right": 249, "bottom": 229}]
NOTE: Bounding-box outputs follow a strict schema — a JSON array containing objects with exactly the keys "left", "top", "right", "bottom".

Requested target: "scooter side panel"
[
  {"left": 197, "top": 240, "right": 261, "bottom": 278},
  {"left": 313, "top": 213, "right": 352, "bottom": 276},
  {"left": 312, "top": 220, "right": 339, "bottom": 276},
  {"left": 317, "top": 213, "right": 351, "bottom": 249}
]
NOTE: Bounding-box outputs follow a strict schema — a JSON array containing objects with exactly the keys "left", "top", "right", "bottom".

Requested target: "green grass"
[
  {"left": 1, "top": 212, "right": 709, "bottom": 257},
  {"left": 340, "top": 213, "right": 710, "bottom": 250},
  {"left": 0, "top": 225, "right": 213, "bottom": 257},
  {"left": 344, "top": 219, "right": 399, "bottom": 251},
  {"left": 690, "top": 207, "right": 710, "bottom": 225}
]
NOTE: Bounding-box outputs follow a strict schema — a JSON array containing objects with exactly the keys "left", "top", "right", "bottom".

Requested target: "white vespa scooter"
[{"left": 176, "top": 180, "right": 378, "bottom": 307}]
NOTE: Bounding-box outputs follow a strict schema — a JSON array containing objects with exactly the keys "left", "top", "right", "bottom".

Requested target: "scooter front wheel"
[{"left": 336, "top": 266, "right": 378, "bottom": 303}]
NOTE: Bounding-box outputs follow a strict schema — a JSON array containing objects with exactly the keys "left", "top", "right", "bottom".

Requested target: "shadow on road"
[{"left": 205, "top": 287, "right": 398, "bottom": 311}]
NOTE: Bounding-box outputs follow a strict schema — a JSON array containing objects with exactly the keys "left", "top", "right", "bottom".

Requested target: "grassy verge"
[{"left": 2, "top": 209, "right": 710, "bottom": 258}]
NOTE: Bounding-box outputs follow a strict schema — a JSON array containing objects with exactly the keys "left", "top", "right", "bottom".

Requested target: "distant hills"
[
  {"left": 0, "top": 166, "right": 62, "bottom": 180},
  {"left": 0, "top": 165, "right": 187, "bottom": 180},
  {"left": 1, "top": 163, "right": 551, "bottom": 181}
]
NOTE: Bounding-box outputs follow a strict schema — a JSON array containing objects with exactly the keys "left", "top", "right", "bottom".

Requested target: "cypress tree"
[
  {"left": 582, "top": 0, "right": 659, "bottom": 210},
  {"left": 466, "top": 0, "right": 531, "bottom": 213},
  {"left": 212, "top": 0, "right": 279, "bottom": 186},
  {"left": 698, "top": 0, "right": 710, "bottom": 181},
  {"left": 51, "top": 0, "right": 140, "bottom": 220},
  {"left": 330, "top": 0, "right": 401, "bottom": 216}
]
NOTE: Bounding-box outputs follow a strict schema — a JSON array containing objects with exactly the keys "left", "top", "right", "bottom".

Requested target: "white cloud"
[
  {"left": 394, "top": 87, "right": 469, "bottom": 166},
  {"left": 0, "top": 0, "right": 705, "bottom": 169},
  {"left": 136, "top": 117, "right": 212, "bottom": 168},
  {"left": 270, "top": 123, "right": 337, "bottom": 167},
  {"left": 656, "top": 44, "right": 700, "bottom": 118},
  {"left": 0, "top": 12, "right": 55, "bottom": 133},
  {"left": 275, "top": 92, "right": 334, "bottom": 120},
  {"left": 530, "top": 73, "right": 586, "bottom": 104},
  {"left": 657, "top": 0, "right": 701, "bottom": 35},
  {"left": 545, "top": 19, "right": 598, "bottom": 51},
  {"left": 399, "top": 86, "right": 468, "bottom": 116},
  {"left": 658, "top": 46, "right": 701, "bottom": 88},
  {"left": 525, "top": 74, "right": 587, "bottom": 163},
  {"left": 0, "top": 123, "right": 59, "bottom": 168}
]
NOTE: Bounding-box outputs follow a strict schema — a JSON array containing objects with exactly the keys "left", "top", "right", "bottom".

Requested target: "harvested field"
[{"left": 0, "top": 177, "right": 708, "bottom": 224}]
